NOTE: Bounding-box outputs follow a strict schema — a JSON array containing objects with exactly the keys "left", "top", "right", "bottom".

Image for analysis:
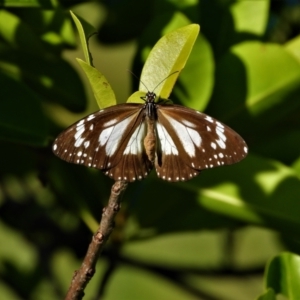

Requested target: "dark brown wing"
[
  {"left": 52, "top": 104, "right": 153, "bottom": 182},
  {"left": 155, "top": 104, "right": 248, "bottom": 182}
]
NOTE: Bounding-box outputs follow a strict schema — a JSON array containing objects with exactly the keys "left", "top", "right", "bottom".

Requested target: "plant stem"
[{"left": 65, "top": 180, "right": 128, "bottom": 300}]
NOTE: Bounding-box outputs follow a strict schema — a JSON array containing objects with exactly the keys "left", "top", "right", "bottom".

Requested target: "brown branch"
[{"left": 65, "top": 180, "right": 128, "bottom": 300}]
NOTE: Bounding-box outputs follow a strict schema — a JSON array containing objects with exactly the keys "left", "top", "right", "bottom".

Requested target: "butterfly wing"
[
  {"left": 155, "top": 104, "right": 248, "bottom": 181},
  {"left": 52, "top": 104, "right": 153, "bottom": 182}
]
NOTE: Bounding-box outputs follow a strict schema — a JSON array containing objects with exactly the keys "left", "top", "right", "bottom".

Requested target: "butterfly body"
[{"left": 53, "top": 92, "right": 248, "bottom": 182}]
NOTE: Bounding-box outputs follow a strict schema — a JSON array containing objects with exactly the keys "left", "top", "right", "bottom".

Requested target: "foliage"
[{"left": 1, "top": 0, "right": 300, "bottom": 299}]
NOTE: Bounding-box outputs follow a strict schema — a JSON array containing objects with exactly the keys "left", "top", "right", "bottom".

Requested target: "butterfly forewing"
[
  {"left": 155, "top": 104, "right": 248, "bottom": 181},
  {"left": 52, "top": 104, "right": 153, "bottom": 182}
]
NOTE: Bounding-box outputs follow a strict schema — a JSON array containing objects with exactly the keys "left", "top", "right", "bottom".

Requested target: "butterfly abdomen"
[{"left": 144, "top": 116, "right": 156, "bottom": 163}]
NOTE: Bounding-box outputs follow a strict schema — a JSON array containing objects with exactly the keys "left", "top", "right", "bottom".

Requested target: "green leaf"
[
  {"left": 21, "top": 8, "right": 76, "bottom": 50},
  {"left": 285, "top": 34, "right": 300, "bottom": 64},
  {"left": 264, "top": 252, "right": 300, "bottom": 299},
  {"left": 230, "top": 0, "right": 269, "bottom": 36},
  {"left": 76, "top": 59, "right": 116, "bottom": 109},
  {"left": 173, "top": 33, "right": 214, "bottom": 111},
  {"left": 0, "top": 0, "right": 53, "bottom": 7},
  {"left": 123, "top": 231, "right": 233, "bottom": 268},
  {"left": 103, "top": 265, "right": 199, "bottom": 300},
  {"left": 186, "top": 154, "right": 300, "bottom": 235},
  {"left": 0, "top": 73, "right": 47, "bottom": 146},
  {"left": 125, "top": 176, "right": 239, "bottom": 236},
  {"left": 292, "top": 156, "right": 300, "bottom": 176},
  {"left": 256, "top": 288, "right": 276, "bottom": 300},
  {"left": 0, "top": 10, "right": 44, "bottom": 54},
  {"left": 200, "top": 0, "right": 269, "bottom": 58},
  {"left": 70, "top": 11, "right": 96, "bottom": 66},
  {"left": 0, "top": 49, "right": 86, "bottom": 112},
  {"left": 140, "top": 23, "right": 199, "bottom": 99},
  {"left": 209, "top": 41, "right": 300, "bottom": 133}
]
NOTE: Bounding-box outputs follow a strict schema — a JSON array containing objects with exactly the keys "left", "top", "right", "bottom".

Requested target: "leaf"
[
  {"left": 76, "top": 59, "right": 117, "bottom": 109},
  {"left": 186, "top": 154, "right": 300, "bottom": 235},
  {"left": 200, "top": 0, "right": 269, "bottom": 58},
  {"left": 126, "top": 91, "right": 145, "bottom": 104},
  {"left": 285, "top": 34, "right": 300, "bottom": 63},
  {"left": 264, "top": 252, "right": 300, "bottom": 299},
  {"left": 103, "top": 265, "right": 199, "bottom": 300},
  {"left": 140, "top": 23, "right": 199, "bottom": 99},
  {"left": 70, "top": 11, "right": 96, "bottom": 66},
  {"left": 173, "top": 33, "right": 214, "bottom": 111},
  {"left": 0, "top": 10, "right": 44, "bottom": 54},
  {"left": 1, "top": 0, "right": 53, "bottom": 7},
  {"left": 0, "top": 48, "right": 86, "bottom": 112},
  {"left": 123, "top": 231, "right": 233, "bottom": 268},
  {"left": 208, "top": 41, "right": 300, "bottom": 134},
  {"left": 124, "top": 175, "right": 239, "bottom": 236},
  {"left": 0, "top": 73, "right": 47, "bottom": 146},
  {"left": 230, "top": 0, "right": 269, "bottom": 36},
  {"left": 256, "top": 288, "right": 276, "bottom": 300},
  {"left": 25, "top": 8, "right": 76, "bottom": 49}
]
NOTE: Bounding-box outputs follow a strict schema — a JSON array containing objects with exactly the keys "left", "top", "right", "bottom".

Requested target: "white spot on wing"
[
  {"left": 75, "top": 137, "right": 85, "bottom": 147},
  {"left": 187, "top": 127, "right": 201, "bottom": 147},
  {"left": 87, "top": 114, "right": 95, "bottom": 121},
  {"left": 182, "top": 120, "right": 196, "bottom": 128},
  {"left": 77, "top": 119, "right": 84, "bottom": 126},
  {"left": 104, "top": 119, "right": 119, "bottom": 127},
  {"left": 156, "top": 123, "right": 178, "bottom": 155},
  {"left": 162, "top": 115, "right": 201, "bottom": 156},
  {"left": 123, "top": 122, "right": 146, "bottom": 155},
  {"left": 99, "top": 115, "right": 137, "bottom": 156},
  {"left": 216, "top": 139, "right": 226, "bottom": 149},
  {"left": 205, "top": 116, "right": 214, "bottom": 123},
  {"left": 216, "top": 121, "right": 224, "bottom": 129},
  {"left": 53, "top": 144, "right": 57, "bottom": 151},
  {"left": 99, "top": 127, "right": 114, "bottom": 146},
  {"left": 216, "top": 128, "right": 227, "bottom": 142},
  {"left": 75, "top": 125, "right": 85, "bottom": 140}
]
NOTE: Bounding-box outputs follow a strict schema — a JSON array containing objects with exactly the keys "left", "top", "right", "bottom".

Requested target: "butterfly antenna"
[
  {"left": 151, "top": 71, "right": 179, "bottom": 92},
  {"left": 128, "top": 70, "right": 179, "bottom": 92},
  {"left": 127, "top": 70, "right": 149, "bottom": 91}
]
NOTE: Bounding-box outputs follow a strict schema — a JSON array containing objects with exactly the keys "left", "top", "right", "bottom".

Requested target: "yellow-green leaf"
[
  {"left": 76, "top": 59, "right": 116, "bottom": 109},
  {"left": 70, "top": 11, "right": 96, "bottom": 66},
  {"left": 140, "top": 24, "right": 199, "bottom": 99}
]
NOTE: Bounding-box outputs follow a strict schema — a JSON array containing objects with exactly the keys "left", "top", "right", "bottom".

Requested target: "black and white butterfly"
[{"left": 53, "top": 91, "right": 248, "bottom": 182}]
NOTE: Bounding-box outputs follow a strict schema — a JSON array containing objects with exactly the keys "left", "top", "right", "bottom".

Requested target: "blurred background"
[{"left": 1, "top": 0, "right": 300, "bottom": 299}]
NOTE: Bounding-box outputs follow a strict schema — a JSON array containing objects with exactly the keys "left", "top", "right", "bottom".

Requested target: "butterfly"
[{"left": 53, "top": 91, "right": 248, "bottom": 182}]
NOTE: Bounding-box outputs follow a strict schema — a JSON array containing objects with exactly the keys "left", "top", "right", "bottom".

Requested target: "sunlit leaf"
[
  {"left": 230, "top": 0, "right": 269, "bottom": 36},
  {"left": 140, "top": 23, "right": 199, "bottom": 99}
]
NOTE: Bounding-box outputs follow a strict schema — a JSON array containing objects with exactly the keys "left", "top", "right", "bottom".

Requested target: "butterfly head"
[{"left": 141, "top": 91, "right": 156, "bottom": 103}]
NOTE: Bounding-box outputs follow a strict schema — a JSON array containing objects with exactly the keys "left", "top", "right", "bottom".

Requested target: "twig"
[{"left": 65, "top": 180, "right": 128, "bottom": 300}]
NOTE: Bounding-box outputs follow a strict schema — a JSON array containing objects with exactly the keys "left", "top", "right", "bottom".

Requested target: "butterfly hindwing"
[
  {"left": 53, "top": 104, "right": 153, "bottom": 182},
  {"left": 155, "top": 104, "right": 248, "bottom": 181}
]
